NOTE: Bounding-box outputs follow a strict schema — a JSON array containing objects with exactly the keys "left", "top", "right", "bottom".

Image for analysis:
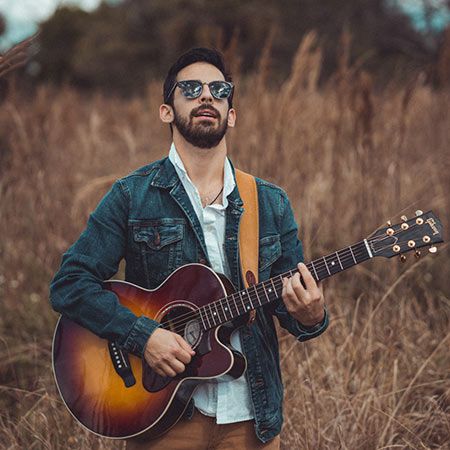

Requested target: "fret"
[
  {"left": 323, "top": 256, "right": 331, "bottom": 276},
  {"left": 269, "top": 278, "right": 278, "bottom": 297},
  {"left": 199, "top": 308, "right": 207, "bottom": 330},
  {"left": 261, "top": 282, "right": 271, "bottom": 304},
  {"left": 208, "top": 303, "right": 216, "bottom": 326},
  {"left": 324, "top": 254, "right": 342, "bottom": 276},
  {"left": 277, "top": 275, "right": 284, "bottom": 294},
  {"left": 213, "top": 302, "right": 221, "bottom": 323},
  {"left": 244, "top": 289, "right": 255, "bottom": 309},
  {"left": 203, "top": 306, "right": 212, "bottom": 329},
  {"left": 338, "top": 248, "right": 354, "bottom": 270},
  {"left": 310, "top": 260, "right": 319, "bottom": 281},
  {"left": 349, "top": 245, "right": 357, "bottom": 265},
  {"left": 231, "top": 293, "right": 239, "bottom": 317},
  {"left": 253, "top": 285, "right": 262, "bottom": 306},
  {"left": 238, "top": 290, "right": 251, "bottom": 312},
  {"left": 222, "top": 301, "right": 231, "bottom": 321},
  {"left": 335, "top": 251, "right": 343, "bottom": 270}
]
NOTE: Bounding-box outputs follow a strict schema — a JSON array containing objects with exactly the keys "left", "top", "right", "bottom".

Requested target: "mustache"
[{"left": 191, "top": 105, "right": 220, "bottom": 119}]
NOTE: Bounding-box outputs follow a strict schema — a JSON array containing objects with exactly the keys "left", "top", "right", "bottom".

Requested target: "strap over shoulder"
[{"left": 235, "top": 169, "right": 259, "bottom": 325}]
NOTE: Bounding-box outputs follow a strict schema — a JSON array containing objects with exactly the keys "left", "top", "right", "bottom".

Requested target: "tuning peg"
[
  {"left": 399, "top": 254, "right": 407, "bottom": 262},
  {"left": 415, "top": 210, "right": 423, "bottom": 216},
  {"left": 386, "top": 220, "right": 392, "bottom": 226},
  {"left": 415, "top": 250, "right": 421, "bottom": 259},
  {"left": 428, "top": 246, "right": 437, "bottom": 254},
  {"left": 401, "top": 215, "right": 408, "bottom": 222}
]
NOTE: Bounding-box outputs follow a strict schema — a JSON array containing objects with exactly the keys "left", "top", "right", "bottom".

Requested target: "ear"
[
  {"left": 227, "top": 108, "right": 236, "bottom": 128},
  {"left": 160, "top": 104, "right": 174, "bottom": 124}
]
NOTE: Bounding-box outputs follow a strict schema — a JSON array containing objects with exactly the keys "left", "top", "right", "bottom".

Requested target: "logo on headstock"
[{"left": 426, "top": 218, "right": 439, "bottom": 236}]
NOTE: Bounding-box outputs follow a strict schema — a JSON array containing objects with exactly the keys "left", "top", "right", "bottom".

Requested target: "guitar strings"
[
  {"left": 159, "top": 221, "right": 424, "bottom": 333},
  {"left": 162, "top": 244, "right": 372, "bottom": 333},
  {"left": 159, "top": 244, "right": 370, "bottom": 333},
  {"left": 159, "top": 244, "right": 369, "bottom": 331}
]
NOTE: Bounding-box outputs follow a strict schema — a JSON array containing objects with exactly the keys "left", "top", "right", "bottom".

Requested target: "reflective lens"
[
  {"left": 178, "top": 80, "right": 204, "bottom": 98},
  {"left": 176, "top": 80, "right": 233, "bottom": 100}
]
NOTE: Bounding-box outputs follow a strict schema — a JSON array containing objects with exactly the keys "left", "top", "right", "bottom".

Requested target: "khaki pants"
[{"left": 127, "top": 411, "right": 280, "bottom": 450}]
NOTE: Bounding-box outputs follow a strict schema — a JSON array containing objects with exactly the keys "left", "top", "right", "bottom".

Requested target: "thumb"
[{"left": 175, "top": 333, "right": 195, "bottom": 354}]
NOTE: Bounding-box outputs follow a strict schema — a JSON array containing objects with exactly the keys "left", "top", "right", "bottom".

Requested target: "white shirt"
[{"left": 168, "top": 143, "right": 254, "bottom": 424}]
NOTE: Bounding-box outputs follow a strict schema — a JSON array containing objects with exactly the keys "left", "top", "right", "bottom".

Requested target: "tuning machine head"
[
  {"left": 399, "top": 254, "right": 407, "bottom": 262},
  {"left": 428, "top": 246, "right": 438, "bottom": 254},
  {"left": 415, "top": 210, "right": 423, "bottom": 216}
]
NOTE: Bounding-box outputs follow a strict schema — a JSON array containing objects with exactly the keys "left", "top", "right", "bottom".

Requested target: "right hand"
[{"left": 144, "top": 328, "right": 195, "bottom": 378}]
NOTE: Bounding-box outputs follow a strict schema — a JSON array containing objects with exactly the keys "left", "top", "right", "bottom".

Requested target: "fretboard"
[{"left": 198, "top": 239, "right": 373, "bottom": 330}]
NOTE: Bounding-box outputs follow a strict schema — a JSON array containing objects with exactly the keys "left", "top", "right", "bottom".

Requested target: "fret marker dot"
[
  {"left": 213, "top": 312, "right": 217, "bottom": 315},
  {"left": 331, "top": 261, "right": 335, "bottom": 266},
  {"left": 269, "top": 288, "right": 272, "bottom": 292},
  {"left": 225, "top": 307, "right": 228, "bottom": 310},
  {"left": 247, "top": 306, "right": 250, "bottom": 310}
]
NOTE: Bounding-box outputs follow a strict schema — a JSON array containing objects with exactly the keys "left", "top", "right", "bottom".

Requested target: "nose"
[{"left": 199, "top": 83, "right": 213, "bottom": 104}]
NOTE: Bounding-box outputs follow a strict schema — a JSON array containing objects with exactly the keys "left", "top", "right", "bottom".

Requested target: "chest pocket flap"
[{"left": 133, "top": 222, "right": 184, "bottom": 250}]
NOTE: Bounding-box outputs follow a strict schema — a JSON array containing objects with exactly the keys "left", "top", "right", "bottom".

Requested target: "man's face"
[{"left": 163, "top": 62, "right": 236, "bottom": 149}]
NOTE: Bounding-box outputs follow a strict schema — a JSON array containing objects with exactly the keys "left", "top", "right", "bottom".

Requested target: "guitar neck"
[{"left": 199, "top": 239, "right": 373, "bottom": 330}]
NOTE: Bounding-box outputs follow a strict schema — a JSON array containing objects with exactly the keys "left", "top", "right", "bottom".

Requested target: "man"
[{"left": 50, "top": 47, "right": 329, "bottom": 449}]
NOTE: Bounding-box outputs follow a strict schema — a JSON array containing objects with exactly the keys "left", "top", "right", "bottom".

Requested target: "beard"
[{"left": 173, "top": 105, "right": 228, "bottom": 149}]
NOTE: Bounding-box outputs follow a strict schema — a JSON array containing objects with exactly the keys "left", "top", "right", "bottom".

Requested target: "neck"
[{"left": 172, "top": 134, "right": 227, "bottom": 191}]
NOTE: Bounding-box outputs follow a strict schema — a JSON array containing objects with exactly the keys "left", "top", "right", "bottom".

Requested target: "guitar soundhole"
[{"left": 159, "top": 305, "right": 203, "bottom": 349}]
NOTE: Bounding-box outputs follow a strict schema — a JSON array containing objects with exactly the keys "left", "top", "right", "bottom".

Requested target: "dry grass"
[{"left": 0, "top": 36, "right": 449, "bottom": 449}]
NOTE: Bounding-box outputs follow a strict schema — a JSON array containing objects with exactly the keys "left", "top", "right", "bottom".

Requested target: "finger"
[
  {"left": 283, "top": 277, "right": 296, "bottom": 306},
  {"left": 174, "top": 347, "right": 193, "bottom": 364},
  {"left": 318, "top": 282, "right": 324, "bottom": 294},
  {"left": 169, "top": 358, "right": 186, "bottom": 374},
  {"left": 175, "top": 333, "right": 195, "bottom": 355},
  {"left": 298, "top": 263, "right": 318, "bottom": 291},
  {"left": 158, "top": 363, "right": 177, "bottom": 378},
  {"left": 291, "top": 272, "right": 307, "bottom": 300},
  {"left": 282, "top": 277, "right": 288, "bottom": 298}
]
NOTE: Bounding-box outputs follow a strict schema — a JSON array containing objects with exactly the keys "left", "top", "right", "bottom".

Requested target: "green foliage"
[{"left": 32, "top": 0, "right": 445, "bottom": 91}]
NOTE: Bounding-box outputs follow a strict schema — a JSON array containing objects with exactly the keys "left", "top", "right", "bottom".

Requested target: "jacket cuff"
[
  {"left": 295, "top": 307, "right": 329, "bottom": 342},
  {"left": 121, "top": 316, "right": 161, "bottom": 357}
]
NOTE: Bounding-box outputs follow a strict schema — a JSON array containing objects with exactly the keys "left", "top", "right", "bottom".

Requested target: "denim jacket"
[{"left": 49, "top": 157, "right": 329, "bottom": 443}]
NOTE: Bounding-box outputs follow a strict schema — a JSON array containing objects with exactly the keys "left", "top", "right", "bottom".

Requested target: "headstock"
[{"left": 367, "top": 210, "right": 444, "bottom": 259}]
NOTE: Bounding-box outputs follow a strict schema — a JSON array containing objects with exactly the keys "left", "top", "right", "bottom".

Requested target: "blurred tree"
[
  {"left": 0, "top": 13, "right": 5, "bottom": 37},
  {"left": 30, "top": 0, "right": 447, "bottom": 92},
  {"left": 36, "top": 7, "right": 91, "bottom": 84}
]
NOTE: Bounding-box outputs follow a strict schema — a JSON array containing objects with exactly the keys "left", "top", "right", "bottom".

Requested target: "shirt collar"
[{"left": 168, "top": 142, "right": 236, "bottom": 199}]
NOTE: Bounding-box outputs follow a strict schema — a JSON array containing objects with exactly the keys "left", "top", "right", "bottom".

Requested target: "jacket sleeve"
[
  {"left": 49, "top": 179, "right": 160, "bottom": 357},
  {"left": 269, "top": 190, "right": 329, "bottom": 341}
]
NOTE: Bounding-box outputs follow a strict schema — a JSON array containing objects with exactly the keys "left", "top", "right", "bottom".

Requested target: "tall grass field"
[{"left": 1, "top": 35, "right": 449, "bottom": 449}]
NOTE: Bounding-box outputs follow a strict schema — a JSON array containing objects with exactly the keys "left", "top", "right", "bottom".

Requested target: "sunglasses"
[{"left": 167, "top": 80, "right": 234, "bottom": 101}]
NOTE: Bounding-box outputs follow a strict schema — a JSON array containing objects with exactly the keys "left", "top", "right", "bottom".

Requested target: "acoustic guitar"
[{"left": 52, "top": 210, "right": 443, "bottom": 440}]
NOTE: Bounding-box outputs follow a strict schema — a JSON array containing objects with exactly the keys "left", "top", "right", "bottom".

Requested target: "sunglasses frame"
[{"left": 167, "top": 79, "right": 234, "bottom": 101}]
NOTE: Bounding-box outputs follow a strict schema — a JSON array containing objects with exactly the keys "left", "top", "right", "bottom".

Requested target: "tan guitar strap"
[{"left": 235, "top": 169, "right": 259, "bottom": 325}]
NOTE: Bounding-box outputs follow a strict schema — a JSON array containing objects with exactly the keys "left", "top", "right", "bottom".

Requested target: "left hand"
[{"left": 282, "top": 262, "right": 325, "bottom": 327}]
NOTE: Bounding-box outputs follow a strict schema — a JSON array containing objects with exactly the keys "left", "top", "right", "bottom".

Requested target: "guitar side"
[{"left": 52, "top": 263, "right": 245, "bottom": 439}]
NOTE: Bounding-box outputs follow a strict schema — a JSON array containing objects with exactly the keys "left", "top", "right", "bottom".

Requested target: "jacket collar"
[{"left": 150, "top": 155, "right": 244, "bottom": 209}]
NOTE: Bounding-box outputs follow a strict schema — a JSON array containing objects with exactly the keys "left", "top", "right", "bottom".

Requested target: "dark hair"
[{"left": 163, "top": 47, "right": 233, "bottom": 108}]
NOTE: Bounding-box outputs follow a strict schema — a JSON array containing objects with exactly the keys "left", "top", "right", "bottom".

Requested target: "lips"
[{"left": 193, "top": 108, "right": 218, "bottom": 119}]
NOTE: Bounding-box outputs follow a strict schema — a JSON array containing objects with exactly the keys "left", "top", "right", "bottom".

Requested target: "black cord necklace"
[{"left": 207, "top": 186, "right": 224, "bottom": 206}]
